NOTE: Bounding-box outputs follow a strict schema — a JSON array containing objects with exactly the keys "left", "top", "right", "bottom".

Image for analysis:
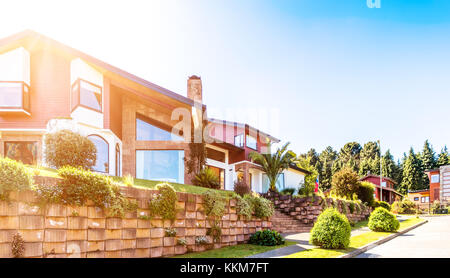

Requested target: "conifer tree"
[
  {"left": 437, "top": 146, "right": 450, "bottom": 167},
  {"left": 400, "top": 148, "right": 425, "bottom": 194}
]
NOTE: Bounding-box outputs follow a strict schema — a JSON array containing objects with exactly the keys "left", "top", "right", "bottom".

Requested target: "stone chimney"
[{"left": 187, "top": 75, "right": 202, "bottom": 103}]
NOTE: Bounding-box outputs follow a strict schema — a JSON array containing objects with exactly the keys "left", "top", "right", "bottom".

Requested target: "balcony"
[{"left": 0, "top": 81, "right": 30, "bottom": 115}]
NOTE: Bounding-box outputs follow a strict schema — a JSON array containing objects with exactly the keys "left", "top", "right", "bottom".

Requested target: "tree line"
[{"left": 299, "top": 140, "right": 450, "bottom": 195}]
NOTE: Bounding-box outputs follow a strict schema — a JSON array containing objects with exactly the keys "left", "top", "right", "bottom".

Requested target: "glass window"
[
  {"left": 136, "top": 150, "right": 184, "bottom": 183},
  {"left": 246, "top": 135, "right": 257, "bottom": 150},
  {"left": 136, "top": 115, "right": 183, "bottom": 141},
  {"left": 71, "top": 79, "right": 102, "bottom": 112},
  {"left": 88, "top": 135, "right": 109, "bottom": 173},
  {"left": 262, "top": 173, "right": 285, "bottom": 192},
  {"left": 0, "top": 82, "right": 29, "bottom": 111},
  {"left": 4, "top": 142, "right": 37, "bottom": 165},
  {"left": 234, "top": 134, "right": 244, "bottom": 148},
  {"left": 414, "top": 197, "right": 419, "bottom": 201},
  {"left": 209, "top": 166, "right": 225, "bottom": 188},
  {"left": 431, "top": 174, "right": 440, "bottom": 183},
  {"left": 115, "top": 144, "right": 121, "bottom": 176}
]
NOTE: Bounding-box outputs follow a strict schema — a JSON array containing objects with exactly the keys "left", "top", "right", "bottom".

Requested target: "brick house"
[
  {"left": 0, "top": 30, "right": 307, "bottom": 193},
  {"left": 359, "top": 174, "right": 403, "bottom": 204}
]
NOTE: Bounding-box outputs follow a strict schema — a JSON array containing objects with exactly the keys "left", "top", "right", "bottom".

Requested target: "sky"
[{"left": 1, "top": 0, "right": 449, "bottom": 161}]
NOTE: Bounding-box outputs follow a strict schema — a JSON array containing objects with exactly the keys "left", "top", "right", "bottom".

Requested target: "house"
[
  {"left": 0, "top": 30, "right": 307, "bottom": 193},
  {"left": 420, "top": 165, "right": 450, "bottom": 205},
  {"left": 359, "top": 174, "right": 403, "bottom": 204},
  {"left": 407, "top": 189, "right": 430, "bottom": 209}
]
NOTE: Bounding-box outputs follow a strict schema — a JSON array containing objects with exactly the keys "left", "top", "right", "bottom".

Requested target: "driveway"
[{"left": 357, "top": 215, "right": 450, "bottom": 258}]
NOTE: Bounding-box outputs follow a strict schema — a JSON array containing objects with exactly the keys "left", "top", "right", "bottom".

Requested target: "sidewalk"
[{"left": 247, "top": 215, "right": 412, "bottom": 258}]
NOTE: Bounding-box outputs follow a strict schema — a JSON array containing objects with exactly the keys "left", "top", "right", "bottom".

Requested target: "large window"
[
  {"left": 209, "top": 166, "right": 225, "bottom": 188},
  {"left": 136, "top": 150, "right": 184, "bottom": 183},
  {"left": 234, "top": 134, "right": 244, "bottom": 148},
  {"left": 71, "top": 79, "right": 102, "bottom": 112},
  {"left": 262, "top": 173, "right": 285, "bottom": 192},
  {"left": 136, "top": 114, "right": 183, "bottom": 141},
  {"left": 115, "top": 144, "right": 121, "bottom": 177},
  {"left": 431, "top": 174, "right": 440, "bottom": 183},
  {"left": 246, "top": 135, "right": 257, "bottom": 150},
  {"left": 0, "top": 81, "right": 30, "bottom": 113},
  {"left": 88, "top": 135, "right": 109, "bottom": 173},
  {"left": 4, "top": 141, "right": 37, "bottom": 165}
]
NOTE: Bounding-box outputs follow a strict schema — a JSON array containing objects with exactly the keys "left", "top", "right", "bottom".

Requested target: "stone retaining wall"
[
  {"left": 264, "top": 192, "right": 372, "bottom": 226},
  {"left": 0, "top": 181, "right": 270, "bottom": 258}
]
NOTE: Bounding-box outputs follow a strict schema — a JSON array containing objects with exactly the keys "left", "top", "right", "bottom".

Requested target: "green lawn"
[
  {"left": 172, "top": 241, "right": 297, "bottom": 258},
  {"left": 26, "top": 165, "right": 233, "bottom": 197},
  {"left": 352, "top": 219, "right": 368, "bottom": 230},
  {"left": 284, "top": 217, "right": 425, "bottom": 258}
]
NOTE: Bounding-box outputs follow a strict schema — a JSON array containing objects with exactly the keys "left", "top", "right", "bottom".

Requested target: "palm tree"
[{"left": 249, "top": 142, "right": 296, "bottom": 192}]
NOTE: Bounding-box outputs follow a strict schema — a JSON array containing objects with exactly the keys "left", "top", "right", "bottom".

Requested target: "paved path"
[{"left": 357, "top": 215, "right": 450, "bottom": 258}]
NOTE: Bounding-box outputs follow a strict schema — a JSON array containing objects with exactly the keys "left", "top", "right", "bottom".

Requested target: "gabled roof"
[
  {"left": 288, "top": 163, "right": 311, "bottom": 175},
  {"left": 359, "top": 174, "right": 397, "bottom": 185},
  {"left": 208, "top": 118, "right": 280, "bottom": 143},
  {"left": 0, "top": 30, "right": 197, "bottom": 107}
]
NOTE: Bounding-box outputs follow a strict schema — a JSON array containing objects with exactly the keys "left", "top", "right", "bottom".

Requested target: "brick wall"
[{"left": 0, "top": 183, "right": 270, "bottom": 258}]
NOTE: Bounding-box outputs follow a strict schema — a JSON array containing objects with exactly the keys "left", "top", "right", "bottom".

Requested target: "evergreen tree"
[
  {"left": 419, "top": 140, "right": 436, "bottom": 187},
  {"left": 400, "top": 148, "right": 425, "bottom": 194},
  {"left": 360, "top": 141, "right": 380, "bottom": 161},
  {"left": 437, "top": 146, "right": 450, "bottom": 167},
  {"left": 317, "top": 146, "right": 337, "bottom": 190},
  {"left": 336, "top": 142, "right": 362, "bottom": 174},
  {"left": 381, "top": 150, "right": 398, "bottom": 180}
]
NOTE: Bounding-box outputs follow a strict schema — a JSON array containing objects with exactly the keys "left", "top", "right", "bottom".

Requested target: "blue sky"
[{"left": 1, "top": 0, "right": 449, "bottom": 160}]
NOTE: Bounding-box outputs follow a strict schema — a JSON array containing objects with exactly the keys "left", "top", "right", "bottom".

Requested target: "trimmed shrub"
[
  {"left": 280, "top": 188, "right": 296, "bottom": 196},
  {"left": 44, "top": 130, "right": 96, "bottom": 169},
  {"left": 203, "top": 190, "right": 227, "bottom": 219},
  {"left": 34, "top": 166, "right": 136, "bottom": 217},
  {"left": 0, "top": 157, "right": 33, "bottom": 200},
  {"left": 374, "top": 201, "right": 391, "bottom": 211},
  {"left": 193, "top": 167, "right": 220, "bottom": 189},
  {"left": 391, "top": 199, "right": 416, "bottom": 214},
  {"left": 357, "top": 181, "right": 375, "bottom": 206},
  {"left": 249, "top": 229, "right": 285, "bottom": 246},
  {"left": 368, "top": 207, "right": 400, "bottom": 232},
  {"left": 234, "top": 180, "right": 251, "bottom": 197},
  {"left": 149, "top": 183, "right": 178, "bottom": 221},
  {"left": 235, "top": 195, "right": 252, "bottom": 220},
  {"left": 244, "top": 194, "right": 274, "bottom": 219},
  {"left": 310, "top": 208, "right": 351, "bottom": 249}
]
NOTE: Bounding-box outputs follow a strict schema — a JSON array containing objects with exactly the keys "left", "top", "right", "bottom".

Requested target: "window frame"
[
  {"left": 246, "top": 134, "right": 257, "bottom": 150},
  {"left": 71, "top": 78, "right": 103, "bottom": 113},
  {"left": 115, "top": 143, "right": 121, "bottom": 177},
  {"left": 431, "top": 174, "right": 440, "bottom": 183},
  {"left": 135, "top": 149, "right": 185, "bottom": 184},
  {"left": 0, "top": 81, "right": 30, "bottom": 113},
  {"left": 4, "top": 141, "right": 38, "bottom": 165},
  {"left": 135, "top": 113, "right": 184, "bottom": 141},
  {"left": 87, "top": 134, "right": 109, "bottom": 173},
  {"left": 234, "top": 134, "right": 244, "bottom": 148}
]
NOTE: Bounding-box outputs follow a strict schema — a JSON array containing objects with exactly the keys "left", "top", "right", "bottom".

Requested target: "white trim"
[{"left": 0, "top": 109, "right": 31, "bottom": 116}]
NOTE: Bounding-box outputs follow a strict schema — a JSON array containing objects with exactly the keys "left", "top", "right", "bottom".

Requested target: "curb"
[{"left": 339, "top": 220, "right": 428, "bottom": 258}]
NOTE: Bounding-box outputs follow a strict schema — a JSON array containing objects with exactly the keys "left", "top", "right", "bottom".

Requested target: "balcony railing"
[{"left": 0, "top": 81, "right": 30, "bottom": 114}]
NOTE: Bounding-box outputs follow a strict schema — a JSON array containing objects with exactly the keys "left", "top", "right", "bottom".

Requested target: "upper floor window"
[
  {"left": 234, "top": 134, "right": 244, "bottom": 148},
  {"left": 0, "top": 81, "right": 30, "bottom": 113},
  {"left": 431, "top": 174, "right": 440, "bottom": 183},
  {"left": 246, "top": 135, "right": 257, "bottom": 150},
  {"left": 136, "top": 114, "right": 183, "bottom": 141},
  {"left": 72, "top": 79, "right": 102, "bottom": 113},
  {"left": 88, "top": 135, "right": 109, "bottom": 173}
]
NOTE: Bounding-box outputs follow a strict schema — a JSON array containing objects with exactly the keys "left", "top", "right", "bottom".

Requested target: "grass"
[
  {"left": 284, "top": 217, "right": 425, "bottom": 258},
  {"left": 352, "top": 219, "right": 368, "bottom": 230},
  {"left": 25, "top": 165, "right": 234, "bottom": 197},
  {"left": 172, "top": 241, "right": 297, "bottom": 258}
]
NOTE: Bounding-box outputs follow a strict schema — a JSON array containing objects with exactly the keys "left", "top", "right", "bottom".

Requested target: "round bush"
[
  {"left": 368, "top": 207, "right": 400, "bottom": 232},
  {"left": 310, "top": 208, "right": 351, "bottom": 249},
  {"left": 249, "top": 229, "right": 285, "bottom": 246},
  {"left": 44, "top": 130, "right": 96, "bottom": 169},
  {"left": 374, "top": 201, "right": 391, "bottom": 211},
  {"left": 0, "top": 157, "right": 33, "bottom": 200},
  {"left": 234, "top": 180, "right": 251, "bottom": 197}
]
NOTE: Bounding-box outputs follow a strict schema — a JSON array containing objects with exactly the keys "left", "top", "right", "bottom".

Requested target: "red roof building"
[{"left": 359, "top": 175, "right": 403, "bottom": 204}]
